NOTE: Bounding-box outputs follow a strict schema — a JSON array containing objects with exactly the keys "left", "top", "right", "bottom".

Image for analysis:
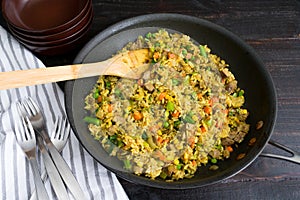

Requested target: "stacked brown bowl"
[{"left": 2, "top": 0, "right": 93, "bottom": 55}]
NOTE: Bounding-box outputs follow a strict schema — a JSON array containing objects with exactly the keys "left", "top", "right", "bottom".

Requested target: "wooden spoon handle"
[
  {"left": 0, "top": 49, "right": 150, "bottom": 90},
  {"left": 0, "top": 63, "right": 95, "bottom": 90}
]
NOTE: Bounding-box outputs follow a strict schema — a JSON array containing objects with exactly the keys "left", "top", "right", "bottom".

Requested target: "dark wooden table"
[{"left": 1, "top": 1, "right": 299, "bottom": 199}]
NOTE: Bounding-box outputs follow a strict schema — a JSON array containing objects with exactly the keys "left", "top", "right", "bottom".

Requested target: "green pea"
[{"left": 163, "top": 121, "right": 170, "bottom": 128}]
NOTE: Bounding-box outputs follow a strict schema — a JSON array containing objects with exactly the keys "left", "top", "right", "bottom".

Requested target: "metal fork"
[
  {"left": 18, "top": 97, "right": 86, "bottom": 200},
  {"left": 30, "top": 117, "right": 71, "bottom": 200},
  {"left": 14, "top": 115, "right": 49, "bottom": 200}
]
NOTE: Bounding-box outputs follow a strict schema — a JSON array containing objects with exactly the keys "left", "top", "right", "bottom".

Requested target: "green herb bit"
[
  {"left": 238, "top": 90, "right": 244, "bottom": 97},
  {"left": 172, "top": 78, "right": 180, "bottom": 86},
  {"left": 146, "top": 32, "right": 152, "bottom": 39},
  {"left": 174, "top": 120, "right": 181, "bottom": 128},
  {"left": 155, "top": 42, "right": 161, "bottom": 47},
  {"left": 205, "top": 118, "right": 212, "bottom": 127},
  {"left": 109, "top": 135, "right": 117, "bottom": 142},
  {"left": 142, "top": 131, "right": 148, "bottom": 140},
  {"left": 191, "top": 92, "right": 198, "bottom": 100},
  {"left": 182, "top": 49, "right": 188, "bottom": 56},
  {"left": 83, "top": 116, "right": 101, "bottom": 126},
  {"left": 176, "top": 164, "right": 182, "bottom": 170},
  {"left": 114, "top": 88, "right": 121, "bottom": 97},
  {"left": 105, "top": 81, "right": 111, "bottom": 89}
]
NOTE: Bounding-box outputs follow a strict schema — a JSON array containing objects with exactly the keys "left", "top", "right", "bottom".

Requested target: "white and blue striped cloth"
[{"left": 0, "top": 26, "right": 129, "bottom": 200}]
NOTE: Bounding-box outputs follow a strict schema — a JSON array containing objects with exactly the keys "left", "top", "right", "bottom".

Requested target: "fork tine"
[
  {"left": 22, "top": 98, "right": 37, "bottom": 116},
  {"left": 58, "top": 118, "right": 65, "bottom": 139},
  {"left": 64, "top": 119, "right": 71, "bottom": 140},
  {"left": 28, "top": 97, "right": 40, "bottom": 113},
  {"left": 16, "top": 102, "right": 26, "bottom": 117},
  {"left": 57, "top": 117, "right": 63, "bottom": 139},
  {"left": 24, "top": 116, "right": 35, "bottom": 140},
  {"left": 51, "top": 118, "right": 59, "bottom": 139}
]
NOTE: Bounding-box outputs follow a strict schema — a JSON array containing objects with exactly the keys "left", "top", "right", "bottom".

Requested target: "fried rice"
[{"left": 84, "top": 29, "right": 250, "bottom": 181}]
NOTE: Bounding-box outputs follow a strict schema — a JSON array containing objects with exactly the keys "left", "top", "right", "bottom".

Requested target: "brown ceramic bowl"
[
  {"left": 18, "top": 17, "right": 92, "bottom": 56},
  {"left": 7, "top": 0, "right": 92, "bottom": 42},
  {"left": 8, "top": 5, "right": 93, "bottom": 47},
  {"left": 2, "top": 0, "right": 91, "bottom": 35}
]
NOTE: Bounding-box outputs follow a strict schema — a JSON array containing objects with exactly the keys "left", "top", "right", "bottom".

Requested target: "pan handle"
[{"left": 260, "top": 140, "right": 300, "bottom": 164}]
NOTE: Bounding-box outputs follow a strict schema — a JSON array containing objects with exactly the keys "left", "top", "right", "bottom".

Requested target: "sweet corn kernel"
[{"left": 174, "top": 159, "right": 179, "bottom": 165}]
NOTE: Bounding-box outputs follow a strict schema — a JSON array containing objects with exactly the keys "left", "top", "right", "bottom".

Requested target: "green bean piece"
[
  {"left": 160, "top": 171, "right": 168, "bottom": 179},
  {"left": 182, "top": 49, "right": 187, "bottom": 56},
  {"left": 183, "top": 115, "right": 196, "bottom": 124},
  {"left": 200, "top": 45, "right": 207, "bottom": 58},
  {"left": 123, "top": 159, "right": 132, "bottom": 170},
  {"left": 114, "top": 88, "right": 122, "bottom": 97},
  {"left": 83, "top": 116, "right": 101, "bottom": 126},
  {"left": 166, "top": 101, "right": 175, "bottom": 112}
]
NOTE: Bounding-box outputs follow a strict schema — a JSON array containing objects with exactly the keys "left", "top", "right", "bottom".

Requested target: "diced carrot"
[
  {"left": 171, "top": 110, "right": 180, "bottom": 118},
  {"left": 200, "top": 126, "right": 206, "bottom": 133},
  {"left": 221, "top": 78, "right": 226, "bottom": 84},
  {"left": 158, "top": 92, "right": 166, "bottom": 101},
  {"left": 157, "top": 136, "right": 163, "bottom": 144},
  {"left": 204, "top": 106, "right": 212, "bottom": 114},
  {"left": 155, "top": 150, "right": 166, "bottom": 161},
  {"left": 210, "top": 96, "right": 219, "bottom": 104},
  {"left": 208, "top": 99, "right": 213, "bottom": 106},
  {"left": 153, "top": 52, "right": 160, "bottom": 60},
  {"left": 133, "top": 111, "right": 143, "bottom": 120},
  {"left": 108, "top": 104, "right": 113, "bottom": 112},
  {"left": 192, "top": 160, "right": 197, "bottom": 166},
  {"left": 226, "top": 146, "right": 233, "bottom": 152},
  {"left": 137, "top": 79, "right": 143, "bottom": 86},
  {"left": 222, "top": 109, "right": 229, "bottom": 115},
  {"left": 168, "top": 52, "right": 176, "bottom": 59},
  {"left": 188, "top": 136, "right": 195, "bottom": 148},
  {"left": 197, "top": 93, "right": 202, "bottom": 99},
  {"left": 163, "top": 138, "right": 169, "bottom": 144},
  {"left": 97, "top": 96, "right": 102, "bottom": 103}
]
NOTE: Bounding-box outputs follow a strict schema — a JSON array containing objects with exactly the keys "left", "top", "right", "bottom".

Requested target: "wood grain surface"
[{"left": 1, "top": 0, "right": 299, "bottom": 199}]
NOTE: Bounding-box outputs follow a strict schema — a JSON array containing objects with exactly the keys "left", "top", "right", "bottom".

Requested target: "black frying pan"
[{"left": 64, "top": 13, "right": 277, "bottom": 189}]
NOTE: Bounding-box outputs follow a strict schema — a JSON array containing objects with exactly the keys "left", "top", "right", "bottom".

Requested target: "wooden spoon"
[{"left": 0, "top": 49, "right": 150, "bottom": 90}]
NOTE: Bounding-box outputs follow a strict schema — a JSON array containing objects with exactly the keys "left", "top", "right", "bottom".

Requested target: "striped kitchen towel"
[{"left": 0, "top": 25, "right": 129, "bottom": 200}]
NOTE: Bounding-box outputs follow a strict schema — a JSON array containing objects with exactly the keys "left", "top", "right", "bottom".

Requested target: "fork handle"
[
  {"left": 37, "top": 135, "right": 70, "bottom": 200},
  {"left": 29, "top": 158, "right": 50, "bottom": 200},
  {"left": 47, "top": 142, "right": 86, "bottom": 200}
]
